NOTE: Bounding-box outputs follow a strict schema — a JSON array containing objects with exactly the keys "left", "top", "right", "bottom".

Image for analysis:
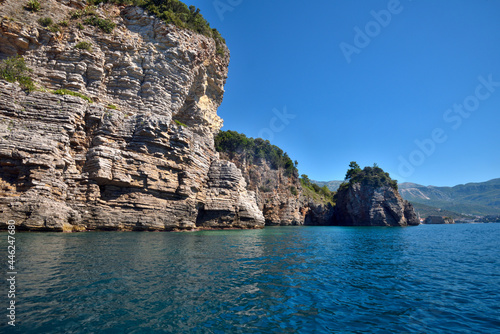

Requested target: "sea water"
[{"left": 1, "top": 224, "right": 499, "bottom": 333}]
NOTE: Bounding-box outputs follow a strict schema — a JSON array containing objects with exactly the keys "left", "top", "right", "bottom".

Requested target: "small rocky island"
[
  {"left": 0, "top": 0, "right": 419, "bottom": 231},
  {"left": 333, "top": 163, "right": 419, "bottom": 227}
]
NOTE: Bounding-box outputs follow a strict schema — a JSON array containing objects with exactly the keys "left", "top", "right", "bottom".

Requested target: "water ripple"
[{"left": 1, "top": 224, "right": 499, "bottom": 333}]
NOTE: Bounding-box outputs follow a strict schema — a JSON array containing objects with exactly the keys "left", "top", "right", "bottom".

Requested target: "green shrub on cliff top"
[
  {"left": 340, "top": 162, "right": 398, "bottom": 192},
  {"left": 215, "top": 130, "right": 297, "bottom": 177}
]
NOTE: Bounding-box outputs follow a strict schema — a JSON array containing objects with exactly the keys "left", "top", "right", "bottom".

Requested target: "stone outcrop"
[
  {"left": 333, "top": 183, "right": 420, "bottom": 227},
  {"left": 195, "top": 160, "right": 264, "bottom": 228},
  {"left": 424, "top": 216, "right": 454, "bottom": 224},
  {"left": 219, "top": 152, "right": 304, "bottom": 225},
  {"left": 0, "top": 1, "right": 264, "bottom": 231},
  {"left": 303, "top": 202, "right": 334, "bottom": 226}
]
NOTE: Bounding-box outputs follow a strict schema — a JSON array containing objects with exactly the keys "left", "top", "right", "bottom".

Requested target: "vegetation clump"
[
  {"left": 48, "top": 25, "right": 60, "bottom": 33},
  {"left": 70, "top": 5, "right": 115, "bottom": 33},
  {"left": 75, "top": 41, "right": 93, "bottom": 51},
  {"left": 300, "top": 174, "right": 335, "bottom": 204},
  {"left": 38, "top": 17, "right": 64, "bottom": 33},
  {"left": 215, "top": 130, "right": 297, "bottom": 177},
  {"left": 0, "top": 56, "right": 35, "bottom": 92},
  {"left": 83, "top": 0, "right": 226, "bottom": 55},
  {"left": 174, "top": 119, "right": 187, "bottom": 127},
  {"left": 337, "top": 162, "right": 398, "bottom": 194},
  {"left": 84, "top": 16, "right": 116, "bottom": 33},
  {"left": 24, "top": 0, "right": 41, "bottom": 12},
  {"left": 38, "top": 17, "right": 53, "bottom": 27},
  {"left": 53, "top": 89, "right": 92, "bottom": 103},
  {"left": 70, "top": 6, "right": 97, "bottom": 19}
]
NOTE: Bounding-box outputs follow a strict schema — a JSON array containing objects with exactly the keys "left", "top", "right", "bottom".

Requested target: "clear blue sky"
[{"left": 194, "top": 0, "right": 500, "bottom": 186}]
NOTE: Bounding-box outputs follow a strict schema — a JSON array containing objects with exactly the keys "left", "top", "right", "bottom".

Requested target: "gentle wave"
[{"left": 1, "top": 224, "right": 499, "bottom": 333}]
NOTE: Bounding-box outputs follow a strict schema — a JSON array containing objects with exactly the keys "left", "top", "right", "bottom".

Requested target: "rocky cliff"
[
  {"left": 303, "top": 202, "right": 334, "bottom": 226},
  {"left": 333, "top": 183, "right": 419, "bottom": 226},
  {"left": 0, "top": 0, "right": 264, "bottom": 231},
  {"left": 332, "top": 165, "right": 419, "bottom": 227},
  {"left": 214, "top": 130, "right": 338, "bottom": 226},
  {"left": 220, "top": 151, "right": 340, "bottom": 226},
  {"left": 218, "top": 151, "right": 305, "bottom": 225},
  {"left": 333, "top": 182, "right": 419, "bottom": 227}
]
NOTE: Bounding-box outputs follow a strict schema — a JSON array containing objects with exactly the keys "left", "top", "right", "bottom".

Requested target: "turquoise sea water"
[{"left": 1, "top": 224, "right": 500, "bottom": 333}]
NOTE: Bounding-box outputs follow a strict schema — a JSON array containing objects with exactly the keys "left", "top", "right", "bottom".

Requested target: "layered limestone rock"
[
  {"left": 219, "top": 152, "right": 303, "bottom": 225},
  {"left": 196, "top": 160, "right": 264, "bottom": 228},
  {"left": 0, "top": 1, "right": 264, "bottom": 231},
  {"left": 333, "top": 183, "right": 420, "bottom": 227}
]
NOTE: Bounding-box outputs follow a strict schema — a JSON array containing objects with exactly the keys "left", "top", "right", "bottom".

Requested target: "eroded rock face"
[
  {"left": 333, "top": 183, "right": 420, "bottom": 227},
  {"left": 219, "top": 152, "right": 303, "bottom": 226},
  {"left": 0, "top": 1, "right": 264, "bottom": 231},
  {"left": 303, "top": 202, "right": 334, "bottom": 226},
  {"left": 196, "top": 160, "right": 264, "bottom": 228}
]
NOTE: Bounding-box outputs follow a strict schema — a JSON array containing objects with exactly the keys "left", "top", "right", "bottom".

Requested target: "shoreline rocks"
[{"left": 424, "top": 216, "right": 455, "bottom": 224}]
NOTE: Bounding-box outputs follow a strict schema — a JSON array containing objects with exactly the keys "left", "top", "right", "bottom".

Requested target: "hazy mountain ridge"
[
  {"left": 409, "top": 202, "right": 467, "bottom": 220},
  {"left": 312, "top": 180, "right": 343, "bottom": 192},
  {"left": 399, "top": 179, "right": 500, "bottom": 215}
]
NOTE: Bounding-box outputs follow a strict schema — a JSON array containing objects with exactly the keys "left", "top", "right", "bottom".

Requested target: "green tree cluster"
[
  {"left": 86, "top": 0, "right": 226, "bottom": 54},
  {"left": 339, "top": 161, "right": 398, "bottom": 193},
  {"left": 215, "top": 130, "right": 298, "bottom": 177}
]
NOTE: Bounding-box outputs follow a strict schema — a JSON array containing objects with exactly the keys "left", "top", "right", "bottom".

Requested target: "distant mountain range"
[
  {"left": 399, "top": 179, "right": 500, "bottom": 216},
  {"left": 313, "top": 178, "right": 500, "bottom": 216},
  {"left": 313, "top": 180, "right": 343, "bottom": 192}
]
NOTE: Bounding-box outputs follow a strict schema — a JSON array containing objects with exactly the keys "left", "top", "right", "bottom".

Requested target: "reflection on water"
[{"left": 1, "top": 224, "right": 499, "bottom": 333}]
